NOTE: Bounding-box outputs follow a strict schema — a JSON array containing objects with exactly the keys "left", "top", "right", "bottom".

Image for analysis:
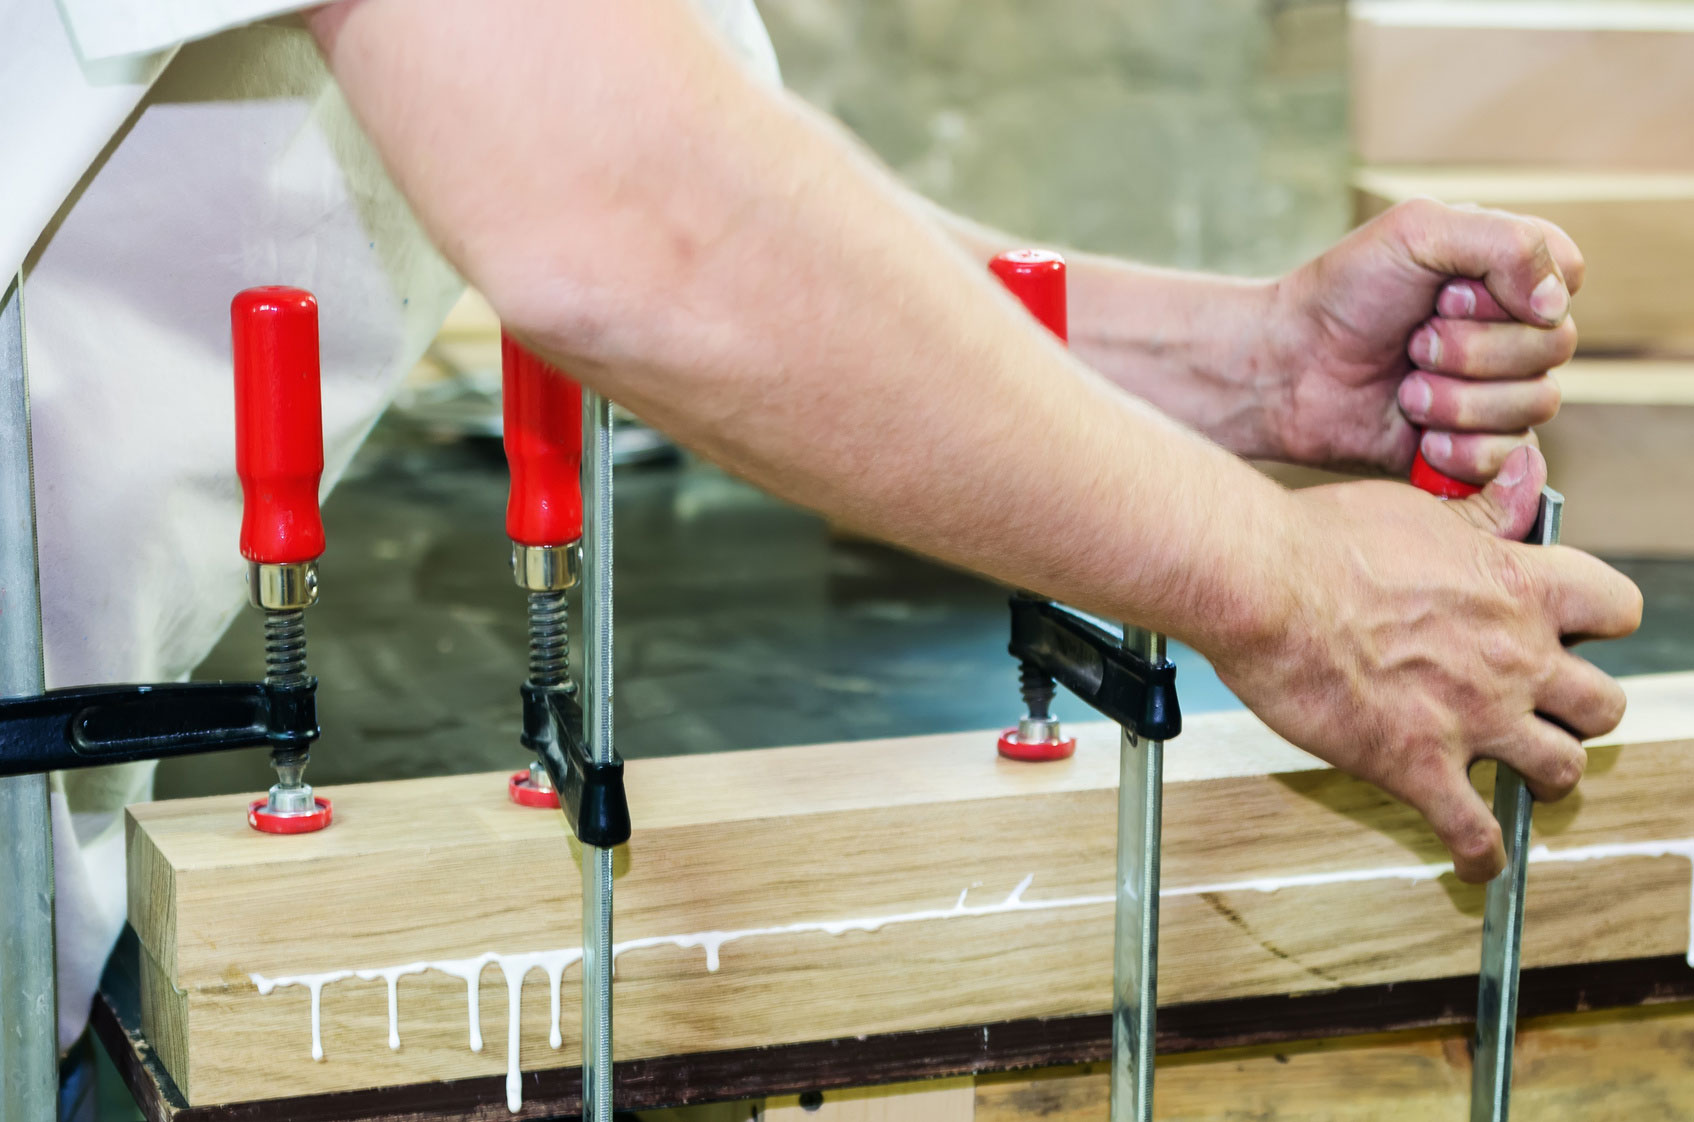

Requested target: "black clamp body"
[
  {"left": 1008, "top": 595, "right": 1181, "bottom": 741},
  {"left": 521, "top": 682, "right": 631, "bottom": 847},
  {"left": 0, "top": 678, "right": 318, "bottom": 778}
]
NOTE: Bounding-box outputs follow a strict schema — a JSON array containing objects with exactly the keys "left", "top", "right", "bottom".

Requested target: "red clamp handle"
[
  {"left": 990, "top": 250, "right": 1067, "bottom": 342},
  {"left": 232, "top": 287, "right": 325, "bottom": 564},
  {"left": 1409, "top": 445, "right": 1482, "bottom": 499},
  {"left": 502, "top": 332, "right": 583, "bottom": 546}
]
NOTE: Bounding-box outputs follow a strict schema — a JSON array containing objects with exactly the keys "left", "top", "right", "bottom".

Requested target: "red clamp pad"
[
  {"left": 1409, "top": 447, "right": 1482, "bottom": 499},
  {"left": 232, "top": 287, "right": 326, "bottom": 564},
  {"left": 508, "top": 770, "right": 562, "bottom": 809},
  {"left": 248, "top": 796, "right": 333, "bottom": 834},
  {"left": 997, "top": 729, "right": 1077, "bottom": 762},
  {"left": 502, "top": 333, "right": 584, "bottom": 547},
  {"left": 989, "top": 249, "right": 1067, "bottom": 342}
]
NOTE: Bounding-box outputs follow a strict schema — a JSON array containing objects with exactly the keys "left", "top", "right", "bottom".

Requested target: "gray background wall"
[{"left": 758, "top": 0, "right": 1350, "bottom": 276}]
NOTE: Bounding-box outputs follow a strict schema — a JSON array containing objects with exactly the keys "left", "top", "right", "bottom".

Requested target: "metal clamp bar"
[
  {"left": 580, "top": 389, "right": 616, "bottom": 1122},
  {"left": 0, "top": 273, "right": 56, "bottom": 1122},
  {"left": 1470, "top": 486, "right": 1563, "bottom": 1122},
  {"left": 1109, "top": 624, "right": 1165, "bottom": 1122}
]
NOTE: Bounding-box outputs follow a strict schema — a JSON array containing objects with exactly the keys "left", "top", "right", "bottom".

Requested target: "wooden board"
[
  {"left": 1353, "top": 168, "right": 1694, "bottom": 354},
  {"left": 92, "top": 943, "right": 1694, "bottom": 1122},
  {"left": 1257, "top": 358, "right": 1694, "bottom": 557},
  {"left": 1350, "top": 2, "right": 1694, "bottom": 170},
  {"left": 974, "top": 1002, "right": 1694, "bottom": 1121},
  {"left": 127, "top": 673, "right": 1694, "bottom": 1107}
]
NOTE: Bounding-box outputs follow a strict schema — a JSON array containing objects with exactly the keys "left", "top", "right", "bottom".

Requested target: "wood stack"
[{"left": 1346, "top": 1, "right": 1694, "bottom": 554}]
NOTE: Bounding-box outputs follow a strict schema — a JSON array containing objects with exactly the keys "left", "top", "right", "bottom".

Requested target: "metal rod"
[
  {"left": 0, "top": 274, "right": 57, "bottom": 1122},
  {"left": 1109, "top": 624, "right": 1164, "bottom": 1122},
  {"left": 580, "top": 389, "right": 615, "bottom": 1122},
  {"left": 1470, "top": 486, "right": 1562, "bottom": 1122}
]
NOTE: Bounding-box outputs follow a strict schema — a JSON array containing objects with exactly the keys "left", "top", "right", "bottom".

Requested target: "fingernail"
[
  {"left": 1400, "top": 374, "right": 1433, "bottom": 417},
  {"left": 1495, "top": 445, "right": 1528, "bottom": 486},
  {"left": 1410, "top": 325, "right": 1442, "bottom": 369},
  {"left": 1440, "top": 281, "right": 1477, "bottom": 318},
  {"left": 1530, "top": 274, "right": 1569, "bottom": 323},
  {"left": 1423, "top": 430, "right": 1452, "bottom": 462}
]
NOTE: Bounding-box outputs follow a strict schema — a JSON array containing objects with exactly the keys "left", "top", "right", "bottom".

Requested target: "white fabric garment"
[{"left": 7, "top": 0, "right": 780, "bottom": 1051}]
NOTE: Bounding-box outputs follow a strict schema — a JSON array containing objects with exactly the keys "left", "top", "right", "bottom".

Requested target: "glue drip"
[{"left": 249, "top": 838, "right": 1694, "bottom": 1112}]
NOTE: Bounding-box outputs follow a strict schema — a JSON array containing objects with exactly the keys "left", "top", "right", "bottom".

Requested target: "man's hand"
[
  {"left": 1211, "top": 447, "right": 1641, "bottom": 882},
  {"left": 1265, "top": 199, "right": 1584, "bottom": 482}
]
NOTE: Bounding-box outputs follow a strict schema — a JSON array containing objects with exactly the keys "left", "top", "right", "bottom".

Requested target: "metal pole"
[
  {"left": 1109, "top": 624, "right": 1164, "bottom": 1122},
  {"left": 0, "top": 273, "right": 58, "bottom": 1121},
  {"left": 580, "top": 390, "right": 615, "bottom": 1122},
  {"left": 1470, "top": 487, "right": 1562, "bottom": 1122}
]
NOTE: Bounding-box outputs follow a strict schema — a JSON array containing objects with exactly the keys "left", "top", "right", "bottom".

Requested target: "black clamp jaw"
[
  {"left": 1008, "top": 595, "right": 1181, "bottom": 741},
  {"left": 0, "top": 678, "right": 317, "bottom": 778},
  {"left": 521, "top": 683, "right": 631, "bottom": 847}
]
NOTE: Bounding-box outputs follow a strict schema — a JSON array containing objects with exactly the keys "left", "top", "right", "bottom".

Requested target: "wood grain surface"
[{"left": 128, "top": 673, "right": 1694, "bottom": 1106}]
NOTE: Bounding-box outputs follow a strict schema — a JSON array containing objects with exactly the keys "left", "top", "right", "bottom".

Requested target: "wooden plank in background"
[
  {"left": 127, "top": 674, "right": 1694, "bottom": 1106},
  {"left": 1354, "top": 168, "right": 1694, "bottom": 355},
  {"left": 1351, "top": 2, "right": 1694, "bottom": 171}
]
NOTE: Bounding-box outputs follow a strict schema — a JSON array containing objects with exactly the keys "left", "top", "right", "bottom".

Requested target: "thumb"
[
  {"left": 1392, "top": 201, "right": 1572, "bottom": 327},
  {"left": 1450, "top": 445, "right": 1547, "bottom": 541}
]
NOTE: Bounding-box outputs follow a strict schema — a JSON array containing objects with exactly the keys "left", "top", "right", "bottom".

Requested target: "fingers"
[
  {"left": 1401, "top": 369, "right": 1559, "bottom": 433},
  {"left": 1537, "top": 546, "right": 1646, "bottom": 642},
  {"left": 1414, "top": 429, "right": 1538, "bottom": 485},
  {"left": 1486, "top": 718, "right": 1587, "bottom": 804},
  {"left": 1391, "top": 199, "right": 1577, "bottom": 327},
  {"left": 1437, "top": 279, "right": 1509, "bottom": 321},
  {"left": 1407, "top": 317, "right": 1577, "bottom": 381},
  {"left": 1449, "top": 445, "right": 1547, "bottom": 541},
  {"left": 1415, "top": 765, "right": 1506, "bottom": 883},
  {"left": 1536, "top": 653, "right": 1629, "bottom": 743}
]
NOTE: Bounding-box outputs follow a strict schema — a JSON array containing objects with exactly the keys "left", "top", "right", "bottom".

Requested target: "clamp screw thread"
[
  {"left": 263, "top": 608, "right": 312, "bottom": 784},
  {"left": 527, "top": 589, "right": 574, "bottom": 693},
  {"left": 1018, "top": 659, "right": 1055, "bottom": 721},
  {"left": 264, "top": 609, "right": 309, "bottom": 685}
]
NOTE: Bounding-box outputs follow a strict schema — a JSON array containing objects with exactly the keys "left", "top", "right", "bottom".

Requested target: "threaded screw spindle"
[
  {"left": 527, "top": 589, "right": 574, "bottom": 693},
  {"left": 1018, "top": 659, "right": 1055, "bottom": 721},
  {"left": 264, "top": 609, "right": 308, "bottom": 686}
]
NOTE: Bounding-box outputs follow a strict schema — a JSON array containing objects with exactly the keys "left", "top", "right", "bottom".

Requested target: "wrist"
[
  {"left": 1121, "top": 452, "right": 1308, "bottom": 665},
  {"left": 1068, "top": 261, "right": 1287, "bottom": 459},
  {"left": 1251, "top": 266, "right": 1326, "bottom": 466}
]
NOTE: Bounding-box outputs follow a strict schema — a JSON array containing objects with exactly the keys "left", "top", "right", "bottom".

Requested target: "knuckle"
[
  {"left": 1551, "top": 319, "right": 1579, "bottom": 362},
  {"left": 1625, "top": 581, "right": 1646, "bottom": 629},
  {"left": 1547, "top": 745, "right": 1586, "bottom": 794},
  {"left": 1600, "top": 683, "right": 1629, "bottom": 732},
  {"left": 1487, "top": 547, "right": 1538, "bottom": 602},
  {"left": 1391, "top": 196, "right": 1445, "bottom": 239},
  {"left": 1454, "top": 817, "right": 1503, "bottom": 862},
  {"left": 1526, "top": 382, "right": 1561, "bottom": 426},
  {"left": 1479, "top": 631, "right": 1522, "bottom": 674},
  {"left": 1506, "top": 217, "right": 1548, "bottom": 263}
]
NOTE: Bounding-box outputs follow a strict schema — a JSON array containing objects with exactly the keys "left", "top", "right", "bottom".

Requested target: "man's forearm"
[
  {"left": 308, "top": 0, "right": 1300, "bottom": 656},
  {"left": 929, "top": 206, "right": 1285, "bottom": 459}
]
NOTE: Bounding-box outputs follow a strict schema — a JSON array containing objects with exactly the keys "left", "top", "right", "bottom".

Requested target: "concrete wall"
[{"left": 758, "top": 0, "right": 1349, "bottom": 276}]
